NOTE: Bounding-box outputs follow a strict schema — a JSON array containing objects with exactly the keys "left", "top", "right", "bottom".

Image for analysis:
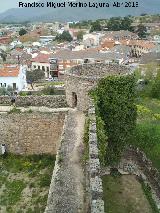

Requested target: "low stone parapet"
[
  {"left": 88, "top": 102, "right": 105, "bottom": 213},
  {"left": 0, "top": 95, "right": 67, "bottom": 108}
]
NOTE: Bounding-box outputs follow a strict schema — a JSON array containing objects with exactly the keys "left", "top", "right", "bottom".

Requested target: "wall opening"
[{"left": 72, "top": 92, "right": 77, "bottom": 108}]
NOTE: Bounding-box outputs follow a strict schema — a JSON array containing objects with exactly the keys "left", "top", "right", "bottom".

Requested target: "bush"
[
  {"left": 150, "top": 79, "right": 160, "bottom": 99},
  {"left": 42, "top": 86, "right": 55, "bottom": 95},
  {"left": 96, "top": 115, "right": 108, "bottom": 166},
  {"left": 94, "top": 75, "right": 137, "bottom": 165},
  {"left": 19, "top": 91, "right": 28, "bottom": 96}
]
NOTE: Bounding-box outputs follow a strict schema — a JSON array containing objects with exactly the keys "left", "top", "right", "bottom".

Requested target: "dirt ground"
[{"left": 103, "top": 175, "right": 153, "bottom": 213}]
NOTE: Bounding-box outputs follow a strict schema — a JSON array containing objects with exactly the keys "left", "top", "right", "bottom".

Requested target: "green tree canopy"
[
  {"left": 56, "top": 31, "right": 73, "bottom": 42},
  {"left": 19, "top": 28, "right": 28, "bottom": 36},
  {"left": 136, "top": 24, "right": 147, "bottom": 38},
  {"left": 26, "top": 69, "right": 45, "bottom": 89},
  {"left": 107, "top": 16, "right": 134, "bottom": 31},
  {"left": 90, "top": 21, "right": 102, "bottom": 32}
]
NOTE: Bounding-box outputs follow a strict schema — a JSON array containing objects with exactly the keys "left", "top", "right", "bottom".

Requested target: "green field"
[
  {"left": 102, "top": 175, "right": 153, "bottom": 213},
  {"left": 131, "top": 97, "right": 160, "bottom": 170},
  {"left": 0, "top": 154, "right": 55, "bottom": 213}
]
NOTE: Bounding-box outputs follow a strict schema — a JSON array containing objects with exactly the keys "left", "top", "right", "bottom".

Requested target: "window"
[
  {"left": 13, "top": 83, "right": 16, "bottom": 90},
  {"left": 0, "top": 83, "right": 2, "bottom": 87},
  {"left": 47, "top": 67, "right": 49, "bottom": 71},
  {"left": 42, "top": 66, "right": 45, "bottom": 71},
  {"left": 34, "top": 65, "right": 36, "bottom": 69},
  {"left": 4, "top": 83, "right": 6, "bottom": 87},
  {"left": 38, "top": 66, "right": 40, "bottom": 70}
]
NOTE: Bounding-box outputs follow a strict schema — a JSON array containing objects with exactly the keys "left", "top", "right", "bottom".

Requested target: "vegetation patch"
[
  {"left": 102, "top": 175, "right": 153, "bottom": 213},
  {"left": 92, "top": 74, "right": 137, "bottom": 165},
  {"left": 0, "top": 154, "right": 55, "bottom": 213},
  {"left": 131, "top": 97, "right": 160, "bottom": 171},
  {"left": 82, "top": 117, "right": 90, "bottom": 163},
  {"left": 139, "top": 179, "right": 159, "bottom": 213},
  {"left": 8, "top": 107, "right": 21, "bottom": 114}
]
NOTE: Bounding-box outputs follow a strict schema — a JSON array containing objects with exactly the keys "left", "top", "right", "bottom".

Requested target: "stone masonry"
[
  {"left": 65, "top": 63, "right": 130, "bottom": 111},
  {"left": 88, "top": 102, "right": 104, "bottom": 213},
  {"left": 0, "top": 112, "right": 65, "bottom": 155},
  {"left": 0, "top": 95, "right": 67, "bottom": 108}
]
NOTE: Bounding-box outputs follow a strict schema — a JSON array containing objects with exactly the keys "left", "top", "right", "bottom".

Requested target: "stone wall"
[
  {"left": 88, "top": 103, "right": 104, "bottom": 213},
  {"left": 0, "top": 95, "right": 67, "bottom": 108},
  {"left": 65, "top": 63, "right": 130, "bottom": 112},
  {"left": 65, "top": 75, "right": 95, "bottom": 111},
  {"left": 69, "top": 63, "right": 130, "bottom": 78},
  {"left": 0, "top": 112, "right": 65, "bottom": 155},
  {"left": 119, "top": 147, "right": 160, "bottom": 209}
]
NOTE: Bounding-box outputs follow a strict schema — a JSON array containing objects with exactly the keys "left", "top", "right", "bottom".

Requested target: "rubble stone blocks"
[
  {"left": 89, "top": 132, "right": 98, "bottom": 144},
  {"left": 0, "top": 95, "right": 67, "bottom": 108},
  {"left": 91, "top": 199, "right": 105, "bottom": 213},
  {"left": 89, "top": 122, "right": 97, "bottom": 133},
  {"left": 88, "top": 101, "right": 104, "bottom": 213},
  {"left": 89, "top": 143, "right": 99, "bottom": 159},
  {"left": 90, "top": 176, "right": 103, "bottom": 199},
  {"left": 89, "top": 158, "right": 101, "bottom": 177}
]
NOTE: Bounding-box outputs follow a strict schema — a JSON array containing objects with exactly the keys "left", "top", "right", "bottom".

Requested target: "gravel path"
[
  {"left": 45, "top": 109, "right": 86, "bottom": 213},
  {"left": 0, "top": 105, "right": 69, "bottom": 113}
]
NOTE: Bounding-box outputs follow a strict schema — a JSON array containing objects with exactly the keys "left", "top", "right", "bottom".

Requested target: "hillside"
[{"left": 0, "top": 0, "right": 159, "bottom": 22}]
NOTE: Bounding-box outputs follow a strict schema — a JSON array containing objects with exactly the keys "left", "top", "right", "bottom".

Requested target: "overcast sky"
[{"left": 0, "top": 0, "right": 38, "bottom": 13}]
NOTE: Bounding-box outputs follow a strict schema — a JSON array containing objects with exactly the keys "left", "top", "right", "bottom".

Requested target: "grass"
[
  {"left": 140, "top": 180, "right": 159, "bottom": 213},
  {"left": 130, "top": 97, "right": 160, "bottom": 171},
  {"left": 0, "top": 180, "right": 26, "bottom": 206},
  {"left": 8, "top": 107, "right": 21, "bottom": 114},
  {"left": 0, "top": 153, "right": 55, "bottom": 212},
  {"left": 36, "top": 81, "right": 64, "bottom": 87},
  {"left": 102, "top": 175, "right": 153, "bottom": 213}
]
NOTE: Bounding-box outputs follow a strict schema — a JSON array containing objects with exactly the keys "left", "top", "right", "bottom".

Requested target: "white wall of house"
[
  {"left": 0, "top": 66, "right": 27, "bottom": 91},
  {"left": 32, "top": 62, "right": 50, "bottom": 78},
  {"left": 83, "top": 34, "right": 100, "bottom": 46}
]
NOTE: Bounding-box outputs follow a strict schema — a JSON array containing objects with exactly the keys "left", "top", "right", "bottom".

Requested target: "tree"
[
  {"left": 107, "top": 16, "right": 133, "bottom": 31},
  {"left": 19, "top": 28, "right": 27, "bottom": 36},
  {"left": 0, "top": 50, "right": 7, "bottom": 62},
  {"left": 77, "top": 31, "right": 85, "bottom": 40},
  {"left": 90, "top": 21, "right": 102, "bottom": 32},
  {"left": 136, "top": 24, "right": 147, "bottom": 38},
  {"left": 94, "top": 75, "right": 137, "bottom": 165},
  {"left": 107, "top": 17, "right": 122, "bottom": 31},
  {"left": 26, "top": 69, "right": 45, "bottom": 90},
  {"left": 121, "top": 17, "right": 133, "bottom": 31},
  {"left": 56, "top": 31, "right": 73, "bottom": 42}
]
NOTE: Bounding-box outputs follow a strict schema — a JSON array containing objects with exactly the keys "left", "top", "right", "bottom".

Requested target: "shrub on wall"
[
  {"left": 96, "top": 115, "right": 108, "bottom": 166},
  {"left": 94, "top": 74, "right": 137, "bottom": 166}
]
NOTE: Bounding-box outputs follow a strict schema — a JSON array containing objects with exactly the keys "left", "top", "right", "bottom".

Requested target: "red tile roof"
[
  {"left": 32, "top": 53, "right": 52, "bottom": 63},
  {"left": 0, "top": 65, "right": 19, "bottom": 77}
]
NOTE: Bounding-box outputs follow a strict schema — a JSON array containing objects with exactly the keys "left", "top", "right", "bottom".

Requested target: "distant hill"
[{"left": 0, "top": 0, "right": 159, "bottom": 23}]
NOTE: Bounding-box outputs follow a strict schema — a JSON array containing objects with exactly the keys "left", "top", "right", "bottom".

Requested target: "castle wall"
[
  {"left": 65, "top": 63, "right": 130, "bottom": 112},
  {"left": 0, "top": 95, "right": 67, "bottom": 108},
  {"left": 65, "top": 75, "right": 95, "bottom": 111},
  {"left": 0, "top": 112, "right": 65, "bottom": 155}
]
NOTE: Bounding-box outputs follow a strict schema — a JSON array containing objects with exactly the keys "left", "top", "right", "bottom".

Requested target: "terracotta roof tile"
[
  {"left": 0, "top": 64, "right": 19, "bottom": 77},
  {"left": 31, "top": 53, "right": 52, "bottom": 63}
]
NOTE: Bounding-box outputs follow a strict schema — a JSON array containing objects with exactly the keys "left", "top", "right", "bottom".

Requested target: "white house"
[
  {"left": 83, "top": 33, "right": 101, "bottom": 48},
  {"left": 0, "top": 64, "right": 27, "bottom": 91}
]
